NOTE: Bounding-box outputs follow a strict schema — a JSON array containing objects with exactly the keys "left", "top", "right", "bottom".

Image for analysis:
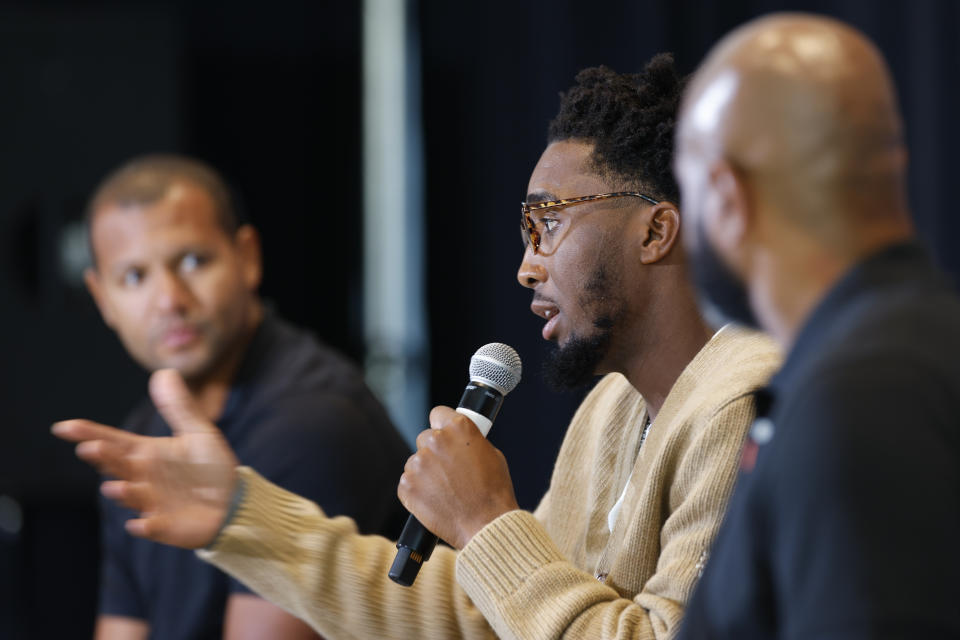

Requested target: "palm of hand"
[
  {"left": 55, "top": 369, "right": 244, "bottom": 550},
  {"left": 116, "top": 429, "right": 239, "bottom": 549}
]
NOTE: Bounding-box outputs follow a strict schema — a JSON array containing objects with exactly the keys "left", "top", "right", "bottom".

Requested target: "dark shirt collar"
[
  {"left": 218, "top": 306, "right": 279, "bottom": 424},
  {"left": 766, "top": 240, "right": 935, "bottom": 400}
]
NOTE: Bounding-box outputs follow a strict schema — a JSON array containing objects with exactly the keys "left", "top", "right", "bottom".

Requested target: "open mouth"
[{"left": 531, "top": 300, "right": 561, "bottom": 341}]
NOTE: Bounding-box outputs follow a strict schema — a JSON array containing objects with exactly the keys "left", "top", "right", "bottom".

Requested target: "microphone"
[{"left": 388, "top": 342, "right": 522, "bottom": 587}]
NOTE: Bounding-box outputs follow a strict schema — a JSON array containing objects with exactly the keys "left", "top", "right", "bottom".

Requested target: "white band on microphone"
[{"left": 455, "top": 407, "right": 493, "bottom": 437}]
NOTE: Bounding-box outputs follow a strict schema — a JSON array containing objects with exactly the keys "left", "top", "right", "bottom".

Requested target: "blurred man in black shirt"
[
  {"left": 83, "top": 155, "right": 409, "bottom": 640},
  {"left": 674, "top": 13, "right": 960, "bottom": 639}
]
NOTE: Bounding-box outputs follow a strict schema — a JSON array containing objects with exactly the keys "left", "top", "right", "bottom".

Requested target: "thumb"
[{"left": 149, "top": 369, "right": 219, "bottom": 436}]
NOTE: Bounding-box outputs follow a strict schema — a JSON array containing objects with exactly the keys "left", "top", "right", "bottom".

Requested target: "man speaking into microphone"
[{"left": 56, "top": 56, "right": 780, "bottom": 640}]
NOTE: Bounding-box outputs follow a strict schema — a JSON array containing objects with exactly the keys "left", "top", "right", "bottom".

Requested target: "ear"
[
  {"left": 84, "top": 267, "right": 115, "bottom": 328},
  {"left": 707, "top": 159, "right": 753, "bottom": 254},
  {"left": 638, "top": 202, "right": 681, "bottom": 265},
  {"left": 234, "top": 225, "right": 262, "bottom": 291}
]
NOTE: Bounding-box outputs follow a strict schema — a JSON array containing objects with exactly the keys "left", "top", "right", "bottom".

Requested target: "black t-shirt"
[
  {"left": 99, "top": 311, "right": 411, "bottom": 639},
  {"left": 681, "top": 243, "right": 960, "bottom": 639}
]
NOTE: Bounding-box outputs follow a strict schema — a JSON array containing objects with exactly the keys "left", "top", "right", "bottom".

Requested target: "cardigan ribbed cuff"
[
  {"left": 203, "top": 468, "right": 247, "bottom": 551},
  {"left": 198, "top": 466, "right": 323, "bottom": 562},
  {"left": 455, "top": 509, "right": 566, "bottom": 617}
]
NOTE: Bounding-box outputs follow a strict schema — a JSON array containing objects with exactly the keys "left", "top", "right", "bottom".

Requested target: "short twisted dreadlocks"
[{"left": 548, "top": 53, "right": 685, "bottom": 204}]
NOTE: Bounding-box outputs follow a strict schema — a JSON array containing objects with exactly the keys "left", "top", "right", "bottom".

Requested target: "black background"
[{"left": 0, "top": 0, "right": 956, "bottom": 636}]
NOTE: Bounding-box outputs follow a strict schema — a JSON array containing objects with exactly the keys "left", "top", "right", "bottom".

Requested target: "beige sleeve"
[
  {"left": 198, "top": 466, "right": 495, "bottom": 640},
  {"left": 455, "top": 396, "right": 756, "bottom": 640}
]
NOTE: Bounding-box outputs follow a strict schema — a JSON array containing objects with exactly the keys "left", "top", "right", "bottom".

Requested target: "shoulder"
[
  {"left": 634, "top": 328, "right": 779, "bottom": 478},
  {"left": 226, "top": 384, "right": 409, "bottom": 521},
  {"left": 254, "top": 316, "right": 367, "bottom": 395},
  {"left": 755, "top": 346, "right": 959, "bottom": 524},
  {"left": 232, "top": 387, "right": 402, "bottom": 461},
  {"left": 662, "top": 326, "right": 780, "bottom": 432},
  {"left": 777, "top": 292, "right": 960, "bottom": 449},
  {"left": 240, "top": 318, "right": 395, "bottom": 436},
  {"left": 778, "top": 355, "right": 956, "bottom": 454},
  {"left": 695, "top": 325, "right": 782, "bottom": 397},
  {"left": 807, "top": 272, "right": 960, "bottom": 392},
  {"left": 226, "top": 337, "right": 407, "bottom": 478}
]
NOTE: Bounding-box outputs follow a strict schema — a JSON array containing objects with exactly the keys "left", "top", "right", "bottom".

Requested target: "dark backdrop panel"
[
  {"left": 0, "top": 2, "right": 363, "bottom": 637},
  {"left": 0, "top": 8, "right": 181, "bottom": 638},
  {"left": 178, "top": 1, "right": 365, "bottom": 353}
]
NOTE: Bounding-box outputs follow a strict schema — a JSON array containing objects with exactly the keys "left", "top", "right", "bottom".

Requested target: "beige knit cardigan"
[{"left": 200, "top": 326, "right": 780, "bottom": 639}]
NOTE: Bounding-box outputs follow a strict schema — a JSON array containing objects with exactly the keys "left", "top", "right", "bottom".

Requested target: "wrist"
[
  {"left": 460, "top": 502, "right": 519, "bottom": 549},
  {"left": 204, "top": 467, "right": 246, "bottom": 550}
]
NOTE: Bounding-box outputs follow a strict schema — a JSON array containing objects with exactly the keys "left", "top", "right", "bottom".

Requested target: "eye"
[
  {"left": 180, "top": 252, "right": 207, "bottom": 272},
  {"left": 541, "top": 218, "right": 561, "bottom": 234},
  {"left": 122, "top": 268, "right": 144, "bottom": 287},
  {"left": 531, "top": 213, "right": 561, "bottom": 235}
]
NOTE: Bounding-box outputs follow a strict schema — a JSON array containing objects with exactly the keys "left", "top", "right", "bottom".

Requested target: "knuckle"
[
  {"left": 422, "top": 431, "right": 440, "bottom": 451},
  {"left": 415, "top": 429, "right": 432, "bottom": 449},
  {"left": 405, "top": 452, "right": 422, "bottom": 474}
]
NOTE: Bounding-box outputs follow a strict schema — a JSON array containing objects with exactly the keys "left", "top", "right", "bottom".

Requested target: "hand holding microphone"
[{"left": 391, "top": 343, "right": 522, "bottom": 586}]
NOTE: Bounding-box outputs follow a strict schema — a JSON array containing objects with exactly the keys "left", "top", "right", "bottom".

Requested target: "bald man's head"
[
  {"left": 675, "top": 13, "right": 917, "bottom": 343},
  {"left": 677, "top": 13, "right": 910, "bottom": 233}
]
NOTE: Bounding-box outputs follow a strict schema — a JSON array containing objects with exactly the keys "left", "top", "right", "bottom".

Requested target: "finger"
[
  {"left": 125, "top": 515, "right": 168, "bottom": 542},
  {"left": 403, "top": 451, "right": 419, "bottom": 473},
  {"left": 396, "top": 486, "right": 415, "bottom": 515},
  {"left": 149, "top": 369, "right": 220, "bottom": 436},
  {"left": 428, "top": 405, "right": 461, "bottom": 430},
  {"left": 126, "top": 514, "right": 210, "bottom": 549},
  {"left": 125, "top": 517, "right": 152, "bottom": 539},
  {"left": 396, "top": 470, "right": 423, "bottom": 515},
  {"left": 415, "top": 428, "right": 438, "bottom": 452},
  {"left": 76, "top": 440, "right": 136, "bottom": 479},
  {"left": 396, "top": 470, "right": 410, "bottom": 502},
  {"left": 429, "top": 406, "right": 479, "bottom": 435},
  {"left": 52, "top": 419, "right": 138, "bottom": 446},
  {"left": 102, "top": 480, "right": 155, "bottom": 513}
]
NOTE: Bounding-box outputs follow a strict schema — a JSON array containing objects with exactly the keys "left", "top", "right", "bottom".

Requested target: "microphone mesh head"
[{"left": 469, "top": 343, "right": 522, "bottom": 395}]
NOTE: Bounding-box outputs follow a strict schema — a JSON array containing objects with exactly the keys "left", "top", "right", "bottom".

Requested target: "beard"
[
  {"left": 542, "top": 264, "right": 622, "bottom": 391},
  {"left": 689, "top": 217, "right": 759, "bottom": 330},
  {"left": 542, "top": 317, "right": 614, "bottom": 390}
]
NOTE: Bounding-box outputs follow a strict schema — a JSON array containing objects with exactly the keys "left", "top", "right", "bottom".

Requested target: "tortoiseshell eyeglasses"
[{"left": 520, "top": 191, "right": 660, "bottom": 254}]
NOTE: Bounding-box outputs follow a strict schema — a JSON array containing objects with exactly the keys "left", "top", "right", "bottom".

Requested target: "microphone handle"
[{"left": 388, "top": 382, "right": 504, "bottom": 587}]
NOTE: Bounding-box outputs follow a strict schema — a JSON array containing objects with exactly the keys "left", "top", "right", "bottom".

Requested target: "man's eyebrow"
[{"left": 524, "top": 190, "right": 557, "bottom": 204}]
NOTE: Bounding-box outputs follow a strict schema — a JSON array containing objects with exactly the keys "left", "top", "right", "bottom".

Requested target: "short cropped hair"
[
  {"left": 548, "top": 54, "right": 685, "bottom": 204},
  {"left": 87, "top": 154, "right": 240, "bottom": 237}
]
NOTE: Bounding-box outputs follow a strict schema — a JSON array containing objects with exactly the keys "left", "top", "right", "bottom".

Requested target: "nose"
[
  {"left": 516, "top": 246, "right": 547, "bottom": 290},
  {"left": 153, "top": 268, "right": 193, "bottom": 313}
]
